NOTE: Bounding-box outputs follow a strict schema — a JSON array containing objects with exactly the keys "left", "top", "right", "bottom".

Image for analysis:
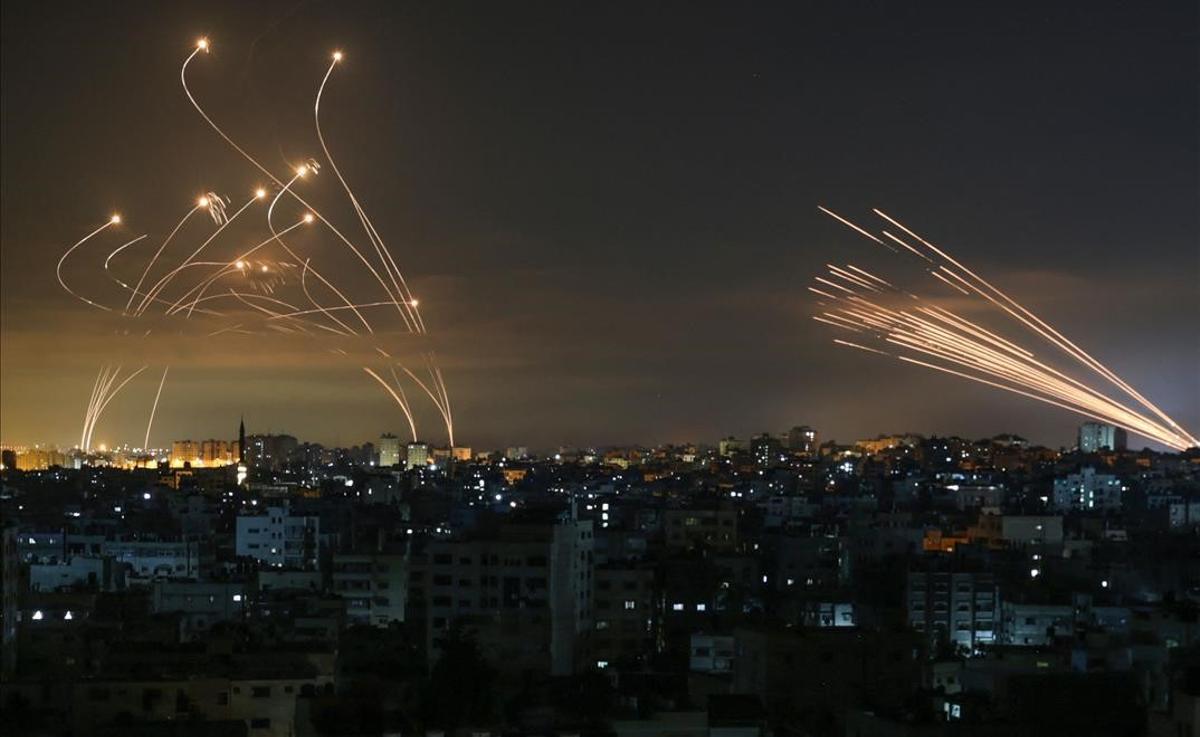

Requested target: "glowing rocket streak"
[
  {"left": 897, "top": 316, "right": 1185, "bottom": 444},
  {"left": 315, "top": 53, "right": 422, "bottom": 334},
  {"left": 398, "top": 357, "right": 453, "bottom": 446},
  {"left": 363, "top": 367, "right": 418, "bottom": 441},
  {"left": 845, "top": 264, "right": 894, "bottom": 288},
  {"left": 168, "top": 219, "right": 307, "bottom": 315},
  {"left": 893, "top": 332, "right": 1180, "bottom": 446},
  {"left": 105, "top": 234, "right": 148, "bottom": 271},
  {"left": 126, "top": 204, "right": 201, "bottom": 314},
  {"left": 816, "top": 279, "right": 1191, "bottom": 447},
  {"left": 58, "top": 217, "right": 120, "bottom": 312},
  {"left": 103, "top": 239, "right": 224, "bottom": 317},
  {"left": 81, "top": 366, "right": 110, "bottom": 449},
  {"left": 832, "top": 339, "right": 889, "bottom": 355},
  {"left": 894, "top": 355, "right": 1130, "bottom": 429},
  {"left": 880, "top": 230, "right": 933, "bottom": 262},
  {"left": 84, "top": 365, "right": 148, "bottom": 452},
  {"left": 916, "top": 306, "right": 1032, "bottom": 359},
  {"left": 264, "top": 300, "right": 401, "bottom": 321},
  {"left": 808, "top": 287, "right": 840, "bottom": 301},
  {"left": 388, "top": 366, "right": 420, "bottom": 441},
  {"left": 144, "top": 367, "right": 169, "bottom": 449},
  {"left": 815, "top": 205, "right": 1197, "bottom": 448},
  {"left": 301, "top": 258, "right": 358, "bottom": 336},
  {"left": 813, "top": 276, "right": 857, "bottom": 295},
  {"left": 223, "top": 290, "right": 351, "bottom": 337},
  {"left": 208, "top": 324, "right": 249, "bottom": 337},
  {"left": 84, "top": 366, "right": 121, "bottom": 451},
  {"left": 827, "top": 265, "right": 880, "bottom": 292},
  {"left": 885, "top": 313, "right": 1186, "bottom": 445},
  {"left": 263, "top": 166, "right": 372, "bottom": 333},
  {"left": 817, "top": 206, "right": 889, "bottom": 247},
  {"left": 431, "top": 361, "right": 453, "bottom": 441},
  {"left": 137, "top": 192, "right": 260, "bottom": 315},
  {"left": 813, "top": 315, "right": 861, "bottom": 332},
  {"left": 872, "top": 208, "right": 1197, "bottom": 446},
  {"left": 930, "top": 270, "right": 970, "bottom": 295},
  {"left": 182, "top": 46, "right": 409, "bottom": 332}
]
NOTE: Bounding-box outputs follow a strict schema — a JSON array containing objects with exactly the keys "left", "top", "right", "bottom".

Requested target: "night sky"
[{"left": 1, "top": 1, "right": 1197, "bottom": 451}]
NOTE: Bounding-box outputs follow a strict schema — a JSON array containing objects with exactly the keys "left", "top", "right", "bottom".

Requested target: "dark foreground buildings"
[{"left": 2, "top": 424, "right": 1200, "bottom": 736}]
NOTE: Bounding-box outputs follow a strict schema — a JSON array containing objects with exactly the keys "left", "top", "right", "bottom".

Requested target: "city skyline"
[
  {"left": 3, "top": 4, "right": 1198, "bottom": 734},
  {"left": 2, "top": 1, "right": 1197, "bottom": 451}
]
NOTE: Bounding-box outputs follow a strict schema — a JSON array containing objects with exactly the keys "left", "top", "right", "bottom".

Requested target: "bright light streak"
[{"left": 812, "top": 206, "right": 1198, "bottom": 451}]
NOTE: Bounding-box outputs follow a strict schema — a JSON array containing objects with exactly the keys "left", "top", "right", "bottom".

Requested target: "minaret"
[{"left": 236, "top": 416, "right": 248, "bottom": 487}]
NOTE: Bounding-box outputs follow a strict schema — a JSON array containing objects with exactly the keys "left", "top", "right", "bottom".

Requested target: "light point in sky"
[
  {"left": 235, "top": 260, "right": 246, "bottom": 270},
  {"left": 296, "top": 165, "right": 308, "bottom": 177},
  {"left": 109, "top": 214, "right": 121, "bottom": 224},
  {"left": 333, "top": 51, "right": 343, "bottom": 62},
  {"left": 303, "top": 213, "right": 315, "bottom": 224},
  {"left": 409, "top": 299, "right": 419, "bottom": 307},
  {"left": 197, "top": 38, "right": 209, "bottom": 51},
  {"left": 254, "top": 188, "right": 267, "bottom": 199},
  {"left": 197, "top": 196, "right": 209, "bottom": 208}
]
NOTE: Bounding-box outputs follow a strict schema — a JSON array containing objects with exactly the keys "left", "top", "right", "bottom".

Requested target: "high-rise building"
[
  {"left": 406, "top": 441, "right": 430, "bottom": 470},
  {"left": 1078, "top": 422, "right": 1127, "bottom": 453},
  {"left": 235, "top": 504, "right": 320, "bottom": 569},
  {"left": 786, "top": 425, "right": 818, "bottom": 455},
  {"left": 412, "top": 507, "right": 593, "bottom": 675},
  {"left": 751, "top": 433, "right": 784, "bottom": 466},
  {"left": 244, "top": 434, "right": 299, "bottom": 471},
  {"left": 718, "top": 437, "right": 746, "bottom": 458},
  {"left": 1052, "top": 467, "right": 1124, "bottom": 512},
  {"left": 171, "top": 440, "right": 202, "bottom": 466},
  {"left": 378, "top": 433, "right": 402, "bottom": 467},
  {"left": 907, "top": 567, "right": 999, "bottom": 651}
]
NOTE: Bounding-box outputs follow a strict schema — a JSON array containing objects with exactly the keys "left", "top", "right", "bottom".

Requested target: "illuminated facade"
[
  {"left": 378, "top": 433, "right": 401, "bottom": 467},
  {"left": 786, "top": 425, "right": 818, "bottom": 455},
  {"left": 170, "top": 439, "right": 239, "bottom": 468},
  {"left": 1078, "top": 422, "right": 1127, "bottom": 453},
  {"left": 405, "top": 441, "right": 430, "bottom": 470},
  {"left": 11, "top": 448, "right": 69, "bottom": 470}
]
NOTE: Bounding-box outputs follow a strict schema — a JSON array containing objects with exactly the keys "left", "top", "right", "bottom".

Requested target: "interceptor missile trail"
[
  {"left": 363, "top": 366, "right": 418, "bottom": 442},
  {"left": 812, "top": 207, "right": 1198, "bottom": 451},
  {"left": 56, "top": 36, "right": 461, "bottom": 451},
  {"left": 144, "top": 367, "right": 169, "bottom": 450},
  {"left": 58, "top": 216, "right": 121, "bottom": 312}
]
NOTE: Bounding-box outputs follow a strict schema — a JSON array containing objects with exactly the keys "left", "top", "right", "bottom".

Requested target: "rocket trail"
[
  {"left": 811, "top": 207, "right": 1197, "bottom": 450},
  {"left": 144, "top": 366, "right": 169, "bottom": 450},
  {"left": 58, "top": 217, "right": 120, "bottom": 312},
  {"left": 363, "top": 366, "right": 418, "bottom": 441},
  {"left": 57, "top": 37, "right": 461, "bottom": 452},
  {"left": 315, "top": 54, "right": 421, "bottom": 334}
]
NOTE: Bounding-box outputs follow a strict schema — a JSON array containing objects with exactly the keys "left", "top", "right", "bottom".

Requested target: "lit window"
[
  {"left": 672, "top": 603, "right": 684, "bottom": 611},
  {"left": 624, "top": 600, "right": 636, "bottom": 610},
  {"left": 696, "top": 603, "right": 707, "bottom": 612}
]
